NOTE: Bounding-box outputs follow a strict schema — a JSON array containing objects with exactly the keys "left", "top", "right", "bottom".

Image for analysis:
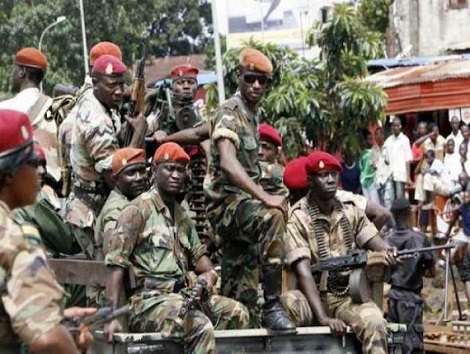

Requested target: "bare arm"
[
  {"left": 414, "top": 133, "right": 432, "bottom": 148},
  {"left": 106, "top": 267, "right": 125, "bottom": 310},
  {"left": 195, "top": 255, "right": 218, "bottom": 288},
  {"left": 218, "top": 138, "right": 270, "bottom": 202},
  {"left": 293, "top": 259, "right": 346, "bottom": 334},
  {"left": 365, "top": 201, "right": 391, "bottom": 230},
  {"left": 30, "top": 325, "right": 79, "bottom": 354}
]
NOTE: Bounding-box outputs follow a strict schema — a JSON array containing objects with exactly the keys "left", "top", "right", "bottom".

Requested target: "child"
[{"left": 386, "top": 198, "right": 435, "bottom": 354}]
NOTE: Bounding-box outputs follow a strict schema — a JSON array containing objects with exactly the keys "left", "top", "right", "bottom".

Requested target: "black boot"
[{"left": 261, "top": 264, "right": 297, "bottom": 334}]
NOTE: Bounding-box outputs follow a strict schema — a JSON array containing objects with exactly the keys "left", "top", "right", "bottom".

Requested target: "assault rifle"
[
  {"left": 123, "top": 42, "right": 147, "bottom": 146},
  {"left": 66, "top": 305, "right": 130, "bottom": 335},
  {"left": 311, "top": 244, "right": 455, "bottom": 274},
  {"left": 178, "top": 278, "right": 209, "bottom": 318}
]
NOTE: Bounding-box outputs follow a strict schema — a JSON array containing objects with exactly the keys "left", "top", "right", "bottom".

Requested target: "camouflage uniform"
[
  {"left": 281, "top": 194, "right": 388, "bottom": 354},
  {"left": 260, "top": 161, "right": 288, "bottom": 197},
  {"left": 204, "top": 93, "right": 286, "bottom": 327},
  {"left": 64, "top": 92, "right": 121, "bottom": 259},
  {"left": 105, "top": 188, "right": 249, "bottom": 354},
  {"left": 58, "top": 82, "right": 93, "bottom": 188},
  {"left": 0, "top": 200, "right": 65, "bottom": 351}
]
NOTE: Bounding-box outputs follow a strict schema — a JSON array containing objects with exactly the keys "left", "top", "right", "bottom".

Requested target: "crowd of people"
[{"left": 0, "top": 40, "right": 469, "bottom": 354}]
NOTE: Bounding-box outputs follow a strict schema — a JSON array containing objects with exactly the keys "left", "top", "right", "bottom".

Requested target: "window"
[{"left": 448, "top": 0, "right": 468, "bottom": 9}]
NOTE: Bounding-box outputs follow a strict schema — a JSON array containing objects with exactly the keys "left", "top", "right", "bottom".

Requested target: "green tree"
[
  {"left": 358, "top": 0, "right": 392, "bottom": 37},
  {"left": 206, "top": 4, "right": 386, "bottom": 158},
  {"left": 0, "top": 0, "right": 212, "bottom": 94}
]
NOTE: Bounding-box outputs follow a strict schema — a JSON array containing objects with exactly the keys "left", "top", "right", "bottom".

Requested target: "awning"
[{"left": 365, "top": 60, "right": 470, "bottom": 115}]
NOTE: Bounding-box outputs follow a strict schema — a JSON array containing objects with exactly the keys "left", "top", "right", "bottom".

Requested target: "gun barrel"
[
  {"left": 82, "top": 305, "right": 131, "bottom": 327},
  {"left": 397, "top": 244, "right": 454, "bottom": 257}
]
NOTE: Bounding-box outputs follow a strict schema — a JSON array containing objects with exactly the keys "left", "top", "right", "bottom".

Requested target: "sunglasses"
[{"left": 243, "top": 73, "right": 270, "bottom": 85}]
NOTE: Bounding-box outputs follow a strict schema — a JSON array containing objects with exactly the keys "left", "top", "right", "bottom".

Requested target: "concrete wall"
[{"left": 391, "top": 0, "right": 470, "bottom": 56}]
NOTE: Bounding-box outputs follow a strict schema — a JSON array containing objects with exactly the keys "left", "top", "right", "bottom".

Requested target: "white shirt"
[
  {"left": 371, "top": 144, "right": 390, "bottom": 185},
  {"left": 429, "top": 159, "right": 452, "bottom": 189},
  {"left": 384, "top": 132, "right": 413, "bottom": 183},
  {"left": 0, "top": 88, "right": 59, "bottom": 180},
  {"left": 0, "top": 88, "right": 52, "bottom": 126},
  {"left": 446, "top": 131, "right": 464, "bottom": 151},
  {"left": 444, "top": 152, "right": 462, "bottom": 183}
]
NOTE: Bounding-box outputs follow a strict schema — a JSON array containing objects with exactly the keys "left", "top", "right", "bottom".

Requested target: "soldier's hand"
[
  {"left": 385, "top": 247, "right": 399, "bottom": 266},
  {"left": 320, "top": 317, "right": 347, "bottom": 336},
  {"left": 64, "top": 307, "right": 97, "bottom": 351},
  {"left": 152, "top": 130, "right": 168, "bottom": 145},
  {"left": 125, "top": 113, "right": 147, "bottom": 133},
  {"left": 104, "top": 319, "right": 123, "bottom": 343},
  {"left": 261, "top": 194, "right": 288, "bottom": 215}
]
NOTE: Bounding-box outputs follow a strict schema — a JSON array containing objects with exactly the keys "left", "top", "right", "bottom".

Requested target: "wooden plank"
[
  {"left": 424, "top": 342, "right": 470, "bottom": 354},
  {"left": 49, "top": 259, "right": 111, "bottom": 287}
]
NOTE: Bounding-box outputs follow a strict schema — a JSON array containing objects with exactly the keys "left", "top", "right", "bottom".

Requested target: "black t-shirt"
[{"left": 386, "top": 228, "right": 435, "bottom": 292}]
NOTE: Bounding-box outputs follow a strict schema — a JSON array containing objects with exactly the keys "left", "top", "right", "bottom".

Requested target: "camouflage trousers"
[
  {"left": 129, "top": 292, "right": 249, "bottom": 354},
  {"left": 281, "top": 290, "right": 388, "bottom": 354},
  {"left": 210, "top": 197, "right": 286, "bottom": 328}
]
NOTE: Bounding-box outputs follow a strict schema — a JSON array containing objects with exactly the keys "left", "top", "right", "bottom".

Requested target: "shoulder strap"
[{"left": 27, "top": 93, "right": 51, "bottom": 125}]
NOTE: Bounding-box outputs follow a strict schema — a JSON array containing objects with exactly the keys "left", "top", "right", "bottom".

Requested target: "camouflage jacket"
[
  {"left": 285, "top": 193, "right": 378, "bottom": 267},
  {"left": 0, "top": 200, "right": 64, "bottom": 347},
  {"left": 260, "top": 161, "right": 288, "bottom": 197},
  {"left": 70, "top": 92, "right": 121, "bottom": 188},
  {"left": 204, "top": 92, "right": 261, "bottom": 211},
  {"left": 105, "top": 188, "right": 207, "bottom": 295},
  {"left": 94, "top": 189, "right": 129, "bottom": 257}
]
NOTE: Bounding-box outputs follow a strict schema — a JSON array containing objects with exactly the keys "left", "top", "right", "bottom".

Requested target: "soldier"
[
  {"left": 95, "top": 147, "right": 149, "bottom": 256},
  {"left": 280, "top": 151, "right": 397, "bottom": 354},
  {"left": 204, "top": 47, "right": 295, "bottom": 332},
  {"left": 65, "top": 54, "right": 147, "bottom": 261},
  {"left": 59, "top": 41, "right": 123, "bottom": 195},
  {"left": 148, "top": 64, "right": 202, "bottom": 138},
  {"left": 0, "top": 109, "right": 95, "bottom": 353},
  {"left": 104, "top": 142, "right": 249, "bottom": 353},
  {"left": 283, "top": 156, "right": 391, "bottom": 229},
  {"left": 386, "top": 198, "right": 435, "bottom": 354},
  {"left": 0, "top": 47, "right": 60, "bottom": 182},
  {"left": 258, "top": 123, "right": 287, "bottom": 197}
]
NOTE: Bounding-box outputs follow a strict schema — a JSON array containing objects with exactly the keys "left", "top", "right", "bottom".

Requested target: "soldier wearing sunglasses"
[{"left": 204, "top": 48, "right": 295, "bottom": 333}]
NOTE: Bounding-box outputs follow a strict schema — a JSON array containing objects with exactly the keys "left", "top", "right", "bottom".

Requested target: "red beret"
[
  {"left": 305, "top": 151, "right": 342, "bottom": 175},
  {"left": 14, "top": 47, "right": 48, "bottom": 72},
  {"left": 170, "top": 64, "right": 199, "bottom": 81},
  {"left": 153, "top": 142, "right": 190, "bottom": 164},
  {"left": 239, "top": 48, "right": 273, "bottom": 74},
  {"left": 89, "top": 41, "right": 122, "bottom": 66},
  {"left": 0, "top": 110, "right": 34, "bottom": 155},
  {"left": 92, "top": 54, "right": 127, "bottom": 76},
  {"left": 34, "top": 143, "right": 46, "bottom": 163},
  {"left": 259, "top": 123, "right": 282, "bottom": 147},
  {"left": 112, "top": 148, "right": 146, "bottom": 175},
  {"left": 283, "top": 157, "right": 309, "bottom": 190}
]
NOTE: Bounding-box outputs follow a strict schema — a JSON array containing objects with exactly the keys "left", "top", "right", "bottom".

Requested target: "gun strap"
[{"left": 307, "top": 195, "right": 354, "bottom": 296}]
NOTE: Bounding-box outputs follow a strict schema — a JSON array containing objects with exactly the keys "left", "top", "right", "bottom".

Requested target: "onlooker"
[
  {"left": 340, "top": 151, "right": 361, "bottom": 194},
  {"left": 446, "top": 116, "right": 464, "bottom": 149},
  {"left": 459, "top": 142, "right": 470, "bottom": 175},
  {"left": 383, "top": 117, "right": 413, "bottom": 206},
  {"left": 421, "top": 123, "right": 446, "bottom": 161},
  {"left": 371, "top": 127, "right": 390, "bottom": 207},
  {"left": 359, "top": 130, "right": 379, "bottom": 203},
  {"left": 444, "top": 139, "right": 462, "bottom": 183}
]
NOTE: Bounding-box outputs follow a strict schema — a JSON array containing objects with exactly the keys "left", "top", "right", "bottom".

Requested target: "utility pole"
[{"left": 211, "top": 0, "right": 225, "bottom": 104}]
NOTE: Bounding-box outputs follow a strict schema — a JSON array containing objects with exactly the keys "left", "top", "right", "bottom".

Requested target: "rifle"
[
  {"left": 311, "top": 244, "right": 455, "bottom": 274},
  {"left": 178, "top": 278, "right": 208, "bottom": 318},
  {"left": 66, "top": 305, "right": 131, "bottom": 335},
  {"left": 123, "top": 42, "right": 147, "bottom": 146}
]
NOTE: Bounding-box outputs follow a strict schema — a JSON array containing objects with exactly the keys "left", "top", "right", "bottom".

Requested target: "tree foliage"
[
  {"left": 358, "top": 0, "right": 392, "bottom": 37},
  {"left": 0, "top": 0, "right": 212, "bottom": 94},
  {"left": 206, "top": 4, "right": 386, "bottom": 158}
]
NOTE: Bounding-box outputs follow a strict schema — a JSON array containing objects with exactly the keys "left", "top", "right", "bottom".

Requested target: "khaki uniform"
[
  {"left": 105, "top": 188, "right": 249, "bottom": 354},
  {"left": 64, "top": 92, "right": 121, "bottom": 259},
  {"left": 281, "top": 195, "right": 388, "bottom": 354},
  {"left": 0, "top": 200, "right": 64, "bottom": 350},
  {"left": 204, "top": 93, "right": 286, "bottom": 326}
]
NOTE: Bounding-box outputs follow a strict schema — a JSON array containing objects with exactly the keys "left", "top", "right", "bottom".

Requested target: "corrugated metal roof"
[
  {"left": 367, "top": 54, "right": 470, "bottom": 68},
  {"left": 365, "top": 60, "right": 470, "bottom": 88}
]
